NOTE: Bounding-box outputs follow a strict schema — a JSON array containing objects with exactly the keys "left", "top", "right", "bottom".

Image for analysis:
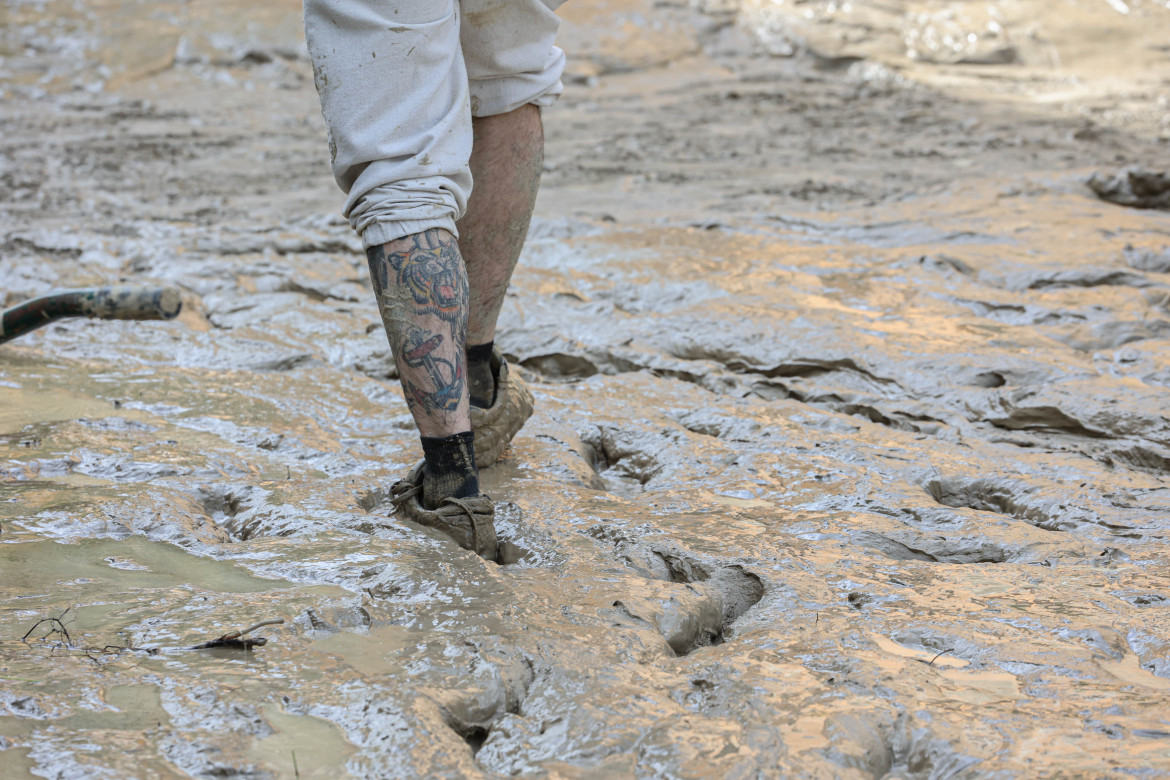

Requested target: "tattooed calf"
[
  {"left": 368, "top": 229, "right": 468, "bottom": 325},
  {"left": 366, "top": 229, "right": 470, "bottom": 421}
]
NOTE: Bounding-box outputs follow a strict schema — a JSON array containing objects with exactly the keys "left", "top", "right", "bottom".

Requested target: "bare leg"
[
  {"left": 368, "top": 229, "right": 481, "bottom": 506},
  {"left": 367, "top": 229, "right": 470, "bottom": 439},
  {"left": 458, "top": 104, "right": 545, "bottom": 347}
]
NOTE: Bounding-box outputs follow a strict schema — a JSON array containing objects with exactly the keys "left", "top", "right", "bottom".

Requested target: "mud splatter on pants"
[{"left": 304, "top": 0, "right": 567, "bottom": 248}]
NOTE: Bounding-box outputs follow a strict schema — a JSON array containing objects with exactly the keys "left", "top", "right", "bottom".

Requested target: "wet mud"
[{"left": 3, "top": 0, "right": 1170, "bottom": 776}]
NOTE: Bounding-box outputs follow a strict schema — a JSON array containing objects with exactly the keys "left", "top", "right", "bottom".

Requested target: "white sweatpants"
[{"left": 304, "top": 0, "right": 566, "bottom": 248}]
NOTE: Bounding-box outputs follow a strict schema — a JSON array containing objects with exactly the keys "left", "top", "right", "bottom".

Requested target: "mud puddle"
[{"left": 3, "top": 0, "right": 1170, "bottom": 775}]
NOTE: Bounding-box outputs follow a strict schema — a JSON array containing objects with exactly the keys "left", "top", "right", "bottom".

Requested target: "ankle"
[
  {"left": 420, "top": 431, "right": 479, "bottom": 509},
  {"left": 467, "top": 341, "right": 496, "bottom": 409}
]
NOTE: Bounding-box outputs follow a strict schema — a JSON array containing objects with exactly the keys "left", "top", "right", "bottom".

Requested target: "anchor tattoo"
[{"left": 401, "top": 328, "right": 464, "bottom": 412}]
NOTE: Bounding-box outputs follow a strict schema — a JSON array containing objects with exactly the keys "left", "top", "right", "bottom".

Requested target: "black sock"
[
  {"left": 420, "top": 431, "right": 479, "bottom": 509},
  {"left": 467, "top": 341, "right": 496, "bottom": 409}
]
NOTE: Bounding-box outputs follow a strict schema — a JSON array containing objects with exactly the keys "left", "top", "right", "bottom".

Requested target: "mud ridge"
[
  {"left": 984, "top": 405, "right": 1107, "bottom": 439},
  {"left": 1011, "top": 268, "right": 1154, "bottom": 291},
  {"left": 520, "top": 342, "right": 947, "bottom": 438},
  {"left": 856, "top": 531, "right": 1010, "bottom": 564}
]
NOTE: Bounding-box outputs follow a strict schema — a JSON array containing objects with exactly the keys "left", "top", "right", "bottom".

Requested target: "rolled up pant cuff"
[
  {"left": 360, "top": 217, "right": 459, "bottom": 250},
  {"left": 469, "top": 46, "right": 566, "bottom": 117}
]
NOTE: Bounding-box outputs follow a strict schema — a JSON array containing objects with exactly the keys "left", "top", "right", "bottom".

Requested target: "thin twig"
[
  {"left": 928, "top": 648, "right": 953, "bottom": 666},
  {"left": 20, "top": 611, "right": 283, "bottom": 658},
  {"left": 21, "top": 618, "right": 56, "bottom": 643},
  {"left": 21, "top": 608, "right": 72, "bottom": 645}
]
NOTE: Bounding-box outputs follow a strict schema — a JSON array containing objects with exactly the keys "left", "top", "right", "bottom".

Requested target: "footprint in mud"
[
  {"left": 575, "top": 422, "right": 731, "bottom": 497},
  {"left": 198, "top": 483, "right": 340, "bottom": 541},
  {"left": 1125, "top": 244, "right": 1170, "bottom": 273},
  {"left": 518, "top": 351, "right": 599, "bottom": 379},
  {"left": 589, "top": 526, "right": 765, "bottom": 656},
  {"left": 443, "top": 644, "right": 536, "bottom": 757},
  {"left": 577, "top": 424, "right": 668, "bottom": 495},
  {"left": 198, "top": 484, "right": 257, "bottom": 541},
  {"left": 852, "top": 505, "right": 1083, "bottom": 566},
  {"left": 925, "top": 475, "right": 1073, "bottom": 532},
  {"left": 924, "top": 475, "right": 1157, "bottom": 545}
]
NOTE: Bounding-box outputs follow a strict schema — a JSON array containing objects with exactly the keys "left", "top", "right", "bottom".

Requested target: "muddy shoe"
[
  {"left": 390, "top": 462, "right": 498, "bottom": 560},
  {"left": 471, "top": 348, "right": 534, "bottom": 467}
]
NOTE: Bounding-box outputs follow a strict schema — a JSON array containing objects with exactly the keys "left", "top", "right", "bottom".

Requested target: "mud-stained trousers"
[{"left": 304, "top": 0, "right": 567, "bottom": 248}]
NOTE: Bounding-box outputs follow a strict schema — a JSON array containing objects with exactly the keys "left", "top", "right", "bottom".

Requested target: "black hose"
[{"left": 0, "top": 287, "right": 182, "bottom": 346}]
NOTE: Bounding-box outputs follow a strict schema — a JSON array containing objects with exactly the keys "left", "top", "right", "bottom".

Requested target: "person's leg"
[
  {"left": 305, "top": 0, "right": 487, "bottom": 521},
  {"left": 367, "top": 229, "right": 479, "bottom": 506},
  {"left": 459, "top": 0, "right": 564, "bottom": 412},
  {"left": 458, "top": 105, "right": 544, "bottom": 408}
]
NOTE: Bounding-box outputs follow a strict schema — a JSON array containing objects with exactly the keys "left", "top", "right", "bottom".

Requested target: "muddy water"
[{"left": 3, "top": 0, "right": 1170, "bottom": 776}]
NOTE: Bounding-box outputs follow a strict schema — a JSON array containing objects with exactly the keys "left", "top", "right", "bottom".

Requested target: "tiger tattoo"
[{"left": 375, "top": 230, "right": 467, "bottom": 324}]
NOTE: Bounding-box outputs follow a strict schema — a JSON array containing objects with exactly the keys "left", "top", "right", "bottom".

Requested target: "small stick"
[
  {"left": 927, "top": 648, "right": 953, "bottom": 666},
  {"left": 189, "top": 617, "right": 285, "bottom": 651}
]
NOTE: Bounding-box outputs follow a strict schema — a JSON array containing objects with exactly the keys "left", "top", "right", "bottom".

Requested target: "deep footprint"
[{"left": 591, "top": 527, "right": 765, "bottom": 655}]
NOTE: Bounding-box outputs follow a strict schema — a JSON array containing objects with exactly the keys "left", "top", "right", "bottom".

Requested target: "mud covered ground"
[{"left": 3, "top": 0, "right": 1170, "bottom": 776}]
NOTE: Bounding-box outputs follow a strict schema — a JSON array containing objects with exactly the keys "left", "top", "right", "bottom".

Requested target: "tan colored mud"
[{"left": 2, "top": 0, "right": 1170, "bottom": 776}]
